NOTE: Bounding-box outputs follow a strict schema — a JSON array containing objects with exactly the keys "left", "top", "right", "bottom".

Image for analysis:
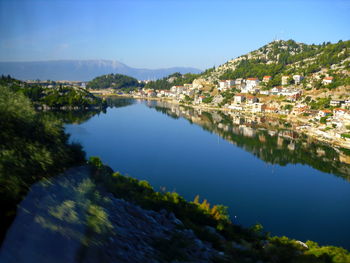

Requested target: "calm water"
[{"left": 65, "top": 98, "right": 350, "bottom": 249}]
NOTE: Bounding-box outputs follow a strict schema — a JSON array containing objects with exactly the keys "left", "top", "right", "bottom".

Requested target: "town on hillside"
[{"left": 96, "top": 72, "right": 350, "bottom": 149}]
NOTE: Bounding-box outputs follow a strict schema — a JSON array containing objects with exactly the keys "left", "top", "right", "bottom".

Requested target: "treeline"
[
  {"left": 87, "top": 73, "right": 142, "bottom": 90},
  {"left": 144, "top": 72, "right": 199, "bottom": 90},
  {"left": 0, "top": 75, "right": 105, "bottom": 109}
]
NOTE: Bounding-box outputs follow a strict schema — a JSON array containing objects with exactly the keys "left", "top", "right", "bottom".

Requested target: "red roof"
[
  {"left": 247, "top": 78, "right": 259, "bottom": 80},
  {"left": 334, "top": 108, "right": 347, "bottom": 112},
  {"left": 263, "top": 76, "right": 272, "bottom": 78},
  {"left": 324, "top": 77, "right": 334, "bottom": 80}
]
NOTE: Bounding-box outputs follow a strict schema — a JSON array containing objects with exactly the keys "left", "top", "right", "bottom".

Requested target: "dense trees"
[
  {"left": 0, "top": 75, "right": 105, "bottom": 109},
  {"left": 87, "top": 73, "right": 142, "bottom": 90},
  {"left": 0, "top": 85, "right": 86, "bottom": 243}
]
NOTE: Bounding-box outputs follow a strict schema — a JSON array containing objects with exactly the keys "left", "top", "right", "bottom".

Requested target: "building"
[
  {"left": 218, "top": 80, "right": 235, "bottom": 91},
  {"left": 333, "top": 108, "right": 350, "bottom": 120},
  {"left": 246, "top": 78, "right": 260, "bottom": 89},
  {"left": 318, "top": 109, "right": 332, "bottom": 118},
  {"left": 251, "top": 103, "right": 266, "bottom": 113},
  {"left": 235, "top": 78, "right": 244, "bottom": 85},
  {"left": 234, "top": 94, "right": 246, "bottom": 104},
  {"left": 281, "top": 76, "right": 290, "bottom": 86},
  {"left": 293, "top": 75, "right": 304, "bottom": 85},
  {"left": 262, "top": 76, "right": 272, "bottom": 83},
  {"left": 322, "top": 76, "right": 334, "bottom": 85},
  {"left": 246, "top": 95, "right": 258, "bottom": 104},
  {"left": 330, "top": 100, "right": 344, "bottom": 107}
]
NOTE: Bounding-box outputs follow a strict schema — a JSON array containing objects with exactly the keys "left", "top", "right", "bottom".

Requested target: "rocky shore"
[{"left": 0, "top": 166, "right": 223, "bottom": 263}]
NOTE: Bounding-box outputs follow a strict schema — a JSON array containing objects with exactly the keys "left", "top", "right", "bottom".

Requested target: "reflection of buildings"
[{"left": 145, "top": 100, "right": 350, "bottom": 179}]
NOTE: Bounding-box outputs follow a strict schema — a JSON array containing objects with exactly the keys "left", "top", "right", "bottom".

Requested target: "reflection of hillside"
[
  {"left": 43, "top": 110, "right": 104, "bottom": 124},
  {"left": 46, "top": 98, "right": 135, "bottom": 124},
  {"left": 105, "top": 97, "right": 135, "bottom": 109},
  {"left": 147, "top": 101, "right": 350, "bottom": 181}
]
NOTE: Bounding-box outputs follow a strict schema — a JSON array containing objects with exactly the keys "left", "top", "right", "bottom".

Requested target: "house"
[
  {"left": 262, "top": 76, "right": 272, "bottom": 83},
  {"left": 219, "top": 80, "right": 235, "bottom": 91},
  {"left": 218, "top": 81, "right": 227, "bottom": 90},
  {"left": 246, "top": 95, "right": 258, "bottom": 104},
  {"left": 293, "top": 75, "right": 304, "bottom": 85},
  {"left": 318, "top": 109, "right": 332, "bottom": 118},
  {"left": 292, "top": 105, "right": 309, "bottom": 115},
  {"left": 281, "top": 76, "right": 290, "bottom": 85},
  {"left": 246, "top": 78, "right": 260, "bottom": 90},
  {"left": 260, "top": 90, "right": 270, "bottom": 95},
  {"left": 271, "top": 86, "right": 283, "bottom": 95},
  {"left": 147, "top": 90, "right": 156, "bottom": 97},
  {"left": 251, "top": 103, "right": 266, "bottom": 113},
  {"left": 333, "top": 108, "right": 350, "bottom": 120},
  {"left": 196, "top": 95, "right": 206, "bottom": 104},
  {"left": 265, "top": 107, "right": 278, "bottom": 113},
  {"left": 235, "top": 78, "right": 244, "bottom": 85},
  {"left": 234, "top": 94, "right": 246, "bottom": 104},
  {"left": 322, "top": 76, "right": 334, "bottom": 85},
  {"left": 330, "top": 100, "right": 344, "bottom": 107}
]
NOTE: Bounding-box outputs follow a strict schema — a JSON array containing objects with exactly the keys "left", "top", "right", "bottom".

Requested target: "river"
[{"left": 65, "top": 98, "right": 350, "bottom": 249}]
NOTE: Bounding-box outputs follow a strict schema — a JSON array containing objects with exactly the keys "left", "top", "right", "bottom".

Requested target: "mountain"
[
  {"left": 197, "top": 39, "right": 350, "bottom": 85},
  {"left": 0, "top": 60, "right": 202, "bottom": 81}
]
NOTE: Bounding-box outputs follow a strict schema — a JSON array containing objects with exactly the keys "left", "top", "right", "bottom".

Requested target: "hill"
[
  {"left": 198, "top": 39, "right": 350, "bottom": 86},
  {"left": 0, "top": 75, "right": 106, "bottom": 110},
  {"left": 87, "top": 73, "right": 142, "bottom": 90},
  {"left": 0, "top": 60, "right": 202, "bottom": 81}
]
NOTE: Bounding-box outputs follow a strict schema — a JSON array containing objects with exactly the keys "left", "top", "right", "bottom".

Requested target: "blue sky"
[{"left": 0, "top": 0, "right": 349, "bottom": 70}]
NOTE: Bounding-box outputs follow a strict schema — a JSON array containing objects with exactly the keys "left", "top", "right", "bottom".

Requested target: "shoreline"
[{"left": 101, "top": 94, "right": 350, "bottom": 150}]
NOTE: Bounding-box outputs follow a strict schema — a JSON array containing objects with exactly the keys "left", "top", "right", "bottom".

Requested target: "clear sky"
[{"left": 0, "top": 0, "right": 349, "bottom": 70}]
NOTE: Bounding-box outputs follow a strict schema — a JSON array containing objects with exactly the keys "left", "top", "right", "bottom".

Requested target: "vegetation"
[
  {"left": 87, "top": 73, "right": 142, "bottom": 90},
  {"left": 216, "top": 39, "right": 350, "bottom": 89},
  {"left": 0, "top": 75, "right": 105, "bottom": 109},
  {"left": 89, "top": 157, "right": 350, "bottom": 263},
  {"left": 144, "top": 72, "right": 199, "bottom": 90},
  {"left": 0, "top": 85, "right": 86, "bottom": 243}
]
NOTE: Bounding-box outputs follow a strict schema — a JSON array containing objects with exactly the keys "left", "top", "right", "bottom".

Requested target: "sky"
[{"left": 0, "top": 0, "right": 349, "bottom": 70}]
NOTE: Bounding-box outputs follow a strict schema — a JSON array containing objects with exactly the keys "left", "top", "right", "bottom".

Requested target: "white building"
[
  {"left": 281, "top": 76, "right": 290, "bottom": 85},
  {"left": 234, "top": 94, "right": 246, "bottom": 104},
  {"left": 322, "top": 77, "right": 334, "bottom": 85},
  {"left": 251, "top": 103, "right": 266, "bottom": 113},
  {"left": 262, "top": 76, "right": 272, "bottom": 83},
  {"left": 293, "top": 75, "right": 304, "bottom": 85}
]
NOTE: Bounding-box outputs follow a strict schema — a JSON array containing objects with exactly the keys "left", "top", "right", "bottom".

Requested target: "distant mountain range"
[{"left": 0, "top": 60, "right": 202, "bottom": 81}]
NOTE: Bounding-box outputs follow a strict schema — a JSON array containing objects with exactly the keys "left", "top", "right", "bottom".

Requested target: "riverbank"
[{"left": 101, "top": 94, "right": 350, "bottom": 150}]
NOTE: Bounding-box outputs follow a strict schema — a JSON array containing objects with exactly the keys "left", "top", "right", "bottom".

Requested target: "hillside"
[
  {"left": 87, "top": 73, "right": 142, "bottom": 90},
  {"left": 198, "top": 39, "right": 350, "bottom": 87},
  {"left": 0, "top": 75, "right": 106, "bottom": 110},
  {"left": 0, "top": 60, "right": 202, "bottom": 81}
]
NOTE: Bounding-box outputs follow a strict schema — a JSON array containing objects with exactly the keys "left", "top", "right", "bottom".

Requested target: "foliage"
[
  {"left": 87, "top": 73, "right": 141, "bottom": 90},
  {"left": 216, "top": 39, "right": 350, "bottom": 89},
  {"left": 144, "top": 72, "right": 199, "bottom": 90},
  {"left": 0, "top": 75, "right": 105, "bottom": 109},
  {"left": 341, "top": 133, "right": 350, "bottom": 139},
  {"left": 89, "top": 159, "right": 350, "bottom": 262},
  {"left": 0, "top": 85, "right": 86, "bottom": 243}
]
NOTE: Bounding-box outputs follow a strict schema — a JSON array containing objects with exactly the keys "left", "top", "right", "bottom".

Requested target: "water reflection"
[{"left": 145, "top": 100, "right": 350, "bottom": 180}]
